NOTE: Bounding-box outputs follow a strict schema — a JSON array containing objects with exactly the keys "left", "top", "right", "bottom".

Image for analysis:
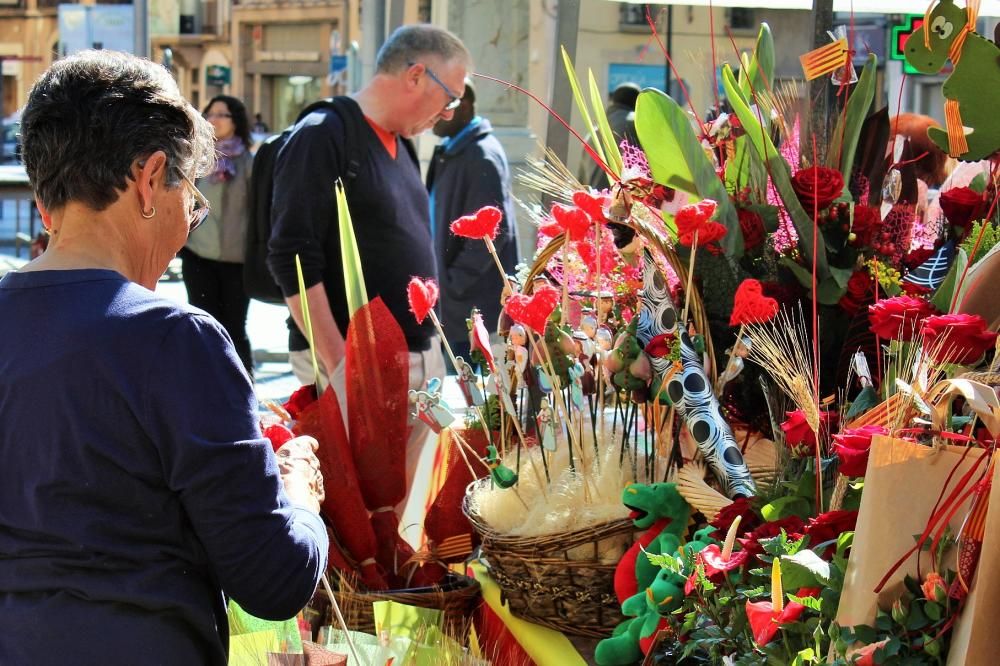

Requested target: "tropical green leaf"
[
  {"left": 741, "top": 23, "right": 775, "bottom": 101},
  {"left": 931, "top": 247, "right": 968, "bottom": 313},
  {"left": 828, "top": 54, "right": 878, "bottom": 180},
  {"left": 588, "top": 69, "right": 622, "bottom": 176},
  {"left": 337, "top": 180, "right": 368, "bottom": 317},
  {"left": 762, "top": 495, "right": 812, "bottom": 521},
  {"left": 295, "top": 254, "right": 321, "bottom": 387},
  {"left": 725, "top": 135, "right": 768, "bottom": 197},
  {"left": 722, "top": 64, "right": 828, "bottom": 276},
  {"left": 782, "top": 550, "right": 832, "bottom": 589},
  {"left": 560, "top": 46, "right": 609, "bottom": 183},
  {"left": 634, "top": 88, "right": 743, "bottom": 257}
]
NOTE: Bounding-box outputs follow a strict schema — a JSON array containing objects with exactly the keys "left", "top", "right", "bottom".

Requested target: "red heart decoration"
[
  {"left": 551, "top": 203, "right": 592, "bottom": 241},
  {"left": 407, "top": 276, "right": 439, "bottom": 324},
  {"left": 730, "top": 279, "right": 779, "bottom": 326},
  {"left": 675, "top": 199, "right": 726, "bottom": 247},
  {"left": 505, "top": 284, "right": 560, "bottom": 333},
  {"left": 450, "top": 205, "right": 503, "bottom": 240},
  {"left": 572, "top": 191, "right": 609, "bottom": 223}
]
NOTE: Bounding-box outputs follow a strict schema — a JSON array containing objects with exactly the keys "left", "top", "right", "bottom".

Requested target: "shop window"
[{"left": 728, "top": 8, "right": 755, "bottom": 31}]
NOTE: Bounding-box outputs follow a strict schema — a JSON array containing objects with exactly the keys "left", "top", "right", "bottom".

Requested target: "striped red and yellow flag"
[{"left": 799, "top": 38, "right": 850, "bottom": 81}]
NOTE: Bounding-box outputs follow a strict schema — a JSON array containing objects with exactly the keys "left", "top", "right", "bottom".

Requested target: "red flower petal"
[
  {"left": 701, "top": 544, "right": 749, "bottom": 574},
  {"left": 572, "top": 191, "right": 610, "bottom": 222},
  {"left": 407, "top": 276, "right": 439, "bottom": 324},
  {"left": 450, "top": 205, "right": 503, "bottom": 240},
  {"left": 745, "top": 600, "right": 806, "bottom": 646}
]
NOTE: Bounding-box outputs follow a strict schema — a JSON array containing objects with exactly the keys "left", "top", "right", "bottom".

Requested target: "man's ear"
[{"left": 135, "top": 150, "right": 168, "bottom": 214}]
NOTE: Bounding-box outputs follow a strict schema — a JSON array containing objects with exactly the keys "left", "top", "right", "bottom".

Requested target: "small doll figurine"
[
  {"left": 487, "top": 445, "right": 518, "bottom": 488},
  {"left": 486, "top": 363, "right": 518, "bottom": 416},
  {"left": 536, "top": 397, "right": 557, "bottom": 451},
  {"left": 567, "top": 361, "right": 585, "bottom": 410},
  {"left": 456, "top": 357, "right": 485, "bottom": 407},
  {"left": 508, "top": 323, "right": 529, "bottom": 380},
  {"left": 409, "top": 388, "right": 455, "bottom": 434}
]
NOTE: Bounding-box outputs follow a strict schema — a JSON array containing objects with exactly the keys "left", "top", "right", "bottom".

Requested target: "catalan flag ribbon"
[{"left": 799, "top": 37, "right": 850, "bottom": 81}]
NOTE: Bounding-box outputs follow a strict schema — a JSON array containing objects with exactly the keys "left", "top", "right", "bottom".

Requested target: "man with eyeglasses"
[{"left": 268, "top": 24, "right": 470, "bottom": 515}]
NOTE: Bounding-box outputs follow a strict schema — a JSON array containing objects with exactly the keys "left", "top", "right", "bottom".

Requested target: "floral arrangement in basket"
[{"left": 404, "top": 2, "right": 1000, "bottom": 662}]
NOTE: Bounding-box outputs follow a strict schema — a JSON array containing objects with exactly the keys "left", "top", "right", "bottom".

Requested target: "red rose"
[
  {"left": 921, "top": 313, "right": 999, "bottom": 365},
  {"left": 832, "top": 424, "right": 887, "bottom": 477},
  {"left": 737, "top": 208, "right": 766, "bottom": 250},
  {"left": 838, "top": 270, "right": 872, "bottom": 316},
  {"left": 868, "top": 295, "right": 938, "bottom": 341},
  {"left": 804, "top": 510, "right": 858, "bottom": 555},
  {"left": 780, "top": 409, "right": 836, "bottom": 458},
  {"left": 738, "top": 516, "right": 806, "bottom": 561},
  {"left": 850, "top": 205, "right": 881, "bottom": 246},
  {"left": 939, "top": 186, "right": 984, "bottom": 235},
  {"left": 791, "top": 166, "right": 844, "bottom": 213},
  {"left": 709, "top": 496, "right": 761, "bottom": 540}
]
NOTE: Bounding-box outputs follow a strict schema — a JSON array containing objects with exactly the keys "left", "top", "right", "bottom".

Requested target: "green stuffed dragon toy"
[
  {"left": 905, "top": 0, "right": 1000, "bottom": 161},
  {"left": 594, "top": 482, "right": 693, "bottom": 666}
]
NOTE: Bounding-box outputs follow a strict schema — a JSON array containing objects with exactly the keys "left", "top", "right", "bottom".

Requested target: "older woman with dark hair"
[{"left": 0, "top": 51, "right": 327, "bottom": 665}]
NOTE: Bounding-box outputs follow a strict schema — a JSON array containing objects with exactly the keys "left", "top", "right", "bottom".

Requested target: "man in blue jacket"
[{"left": 426, "top": 81, "right": 519, "bottom": 364}]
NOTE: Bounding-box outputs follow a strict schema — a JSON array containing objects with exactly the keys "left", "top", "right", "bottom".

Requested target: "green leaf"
[
  {"left": 782, "top": 550, "right": 832, "bottom": 589},
  {"left": 827, "top": 54, "right": 878, "bottom": 179},
  {"left": 905, "top": 600, "right": 929, "bottom": 630},
  {"left": 969, "top": 171, "right": 988, "bottom": 194},
  {"left": 791, "top": 647, "right": 816, "bottom": 666},
  {"left": 930, "top": 247, "right": 968, "bottom": 313},
  {"left": 588, "top": 68, "right": 622, "bottom": 177},
  {"left": 762, "top": 495, "right": 812, "bottom": 521},
  {"left": 722, "top": 64, "right": 828, "bottom": 276},
  {"left": 751, "top": 23, "right": 775, "bottom": 95},
  {"left": 788, "top": 594, "right": 824, "bottom": 612},
  {"left": 560, "top": 47, "right": 608, "bottom": 182},
  {"left": 634, "top": 89, "right": 743, "bottom": 258},
  {"left": 852, "top": 624, "right": 877, "bottom": 645},
  {"left": 923, "top": 600, "right": 941, "bottom": 621},
  {"left": 337, "top": 180, "right": 368, "bottom": 317}
]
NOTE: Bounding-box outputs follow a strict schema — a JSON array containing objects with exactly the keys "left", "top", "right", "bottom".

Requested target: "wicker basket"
[
  {"left": 463, "top": 482, "right": 634, "bottom": 638},
  {"left": 312, "top": 572, "right": 481, "bottom": 638}
]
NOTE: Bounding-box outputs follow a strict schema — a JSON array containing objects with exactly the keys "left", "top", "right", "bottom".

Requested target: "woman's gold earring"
[{"left": 141, "top": 206, "right": 156, "bottom": 219}]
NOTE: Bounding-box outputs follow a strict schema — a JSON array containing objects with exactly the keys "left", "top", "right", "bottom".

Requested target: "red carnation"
[
  {"left": 868, "top": 295, "right": 938, "bottom": 341},
  {"left": 921, "top": 313, "right": 998, "bottom": 365},
  {"left": 832, "top": 424, "right": 887, "bottom": 478},
  {"left": 791, "top": 166, "right": 844, "bottom": 213}
]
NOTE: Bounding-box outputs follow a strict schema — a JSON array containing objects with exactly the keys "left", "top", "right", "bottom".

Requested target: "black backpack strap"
[{"left": 294, "top": 97, "right": 362, "bottom": 181}]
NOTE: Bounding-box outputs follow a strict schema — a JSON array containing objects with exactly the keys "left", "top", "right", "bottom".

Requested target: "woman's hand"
[{"left": 275, "top": 436, "right": 325, "bottom": 513}]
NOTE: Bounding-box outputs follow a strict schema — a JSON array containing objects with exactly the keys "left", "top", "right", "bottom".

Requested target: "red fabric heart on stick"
[
  {"left": 572, "top": 191, "right": 610, "bottom": 223},
  {"left": 551, "top": 203, "right": 592, "bottom": 241},
  {"left": 730, "top": 279, "right": 779, "bottom": 326},
  {"left": 675, "top": 199, "right": 726, "bottom": 247},
  {"left": 407, "top": 277, "right": 439, "bottom": 324},
  {"left": 450, "top": 205, "right": 503, "bottom": 240},
  {"left": 505, "top": 284, "right": 560, "bottom": 333}
]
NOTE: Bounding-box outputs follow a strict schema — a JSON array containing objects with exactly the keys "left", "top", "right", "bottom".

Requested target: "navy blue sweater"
[
  {"left": 269, "top": 98, "right": 437, "bottom": 351},
  {"left": 0, "top": 269, "right": 327, "bottom": 665}
]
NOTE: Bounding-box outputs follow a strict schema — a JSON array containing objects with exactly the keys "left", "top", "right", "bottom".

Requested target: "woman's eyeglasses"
[
  {"left": 179, "top": 173, "right": 210, "bottom": 232},
  {"left": 408, "top": 61, "right": 462, "bottom": 112}
]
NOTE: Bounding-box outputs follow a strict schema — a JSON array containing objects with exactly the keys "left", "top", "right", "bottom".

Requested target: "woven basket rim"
[{"left": 462, "top": 477, "right": 634, "bottom": 552}]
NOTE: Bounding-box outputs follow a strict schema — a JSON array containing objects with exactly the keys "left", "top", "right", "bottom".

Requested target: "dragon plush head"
[
  {"left": 905, "top": 0, "right": 974, "bottom": 73},
  {"left": 622, "top": 482, "right": 690, "bottom": 531}
]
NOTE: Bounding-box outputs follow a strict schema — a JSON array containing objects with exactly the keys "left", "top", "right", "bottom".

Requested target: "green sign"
[
  {"left": 890, "top": 15, "right": 923, "bottom": 75},
  {"left": 206, "top": 64, "right": 231, "bottom": 86}
]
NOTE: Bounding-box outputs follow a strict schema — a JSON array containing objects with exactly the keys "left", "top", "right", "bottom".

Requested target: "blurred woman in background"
[{"left": 181, "top": 94, "right": 255, "bottom": 376}]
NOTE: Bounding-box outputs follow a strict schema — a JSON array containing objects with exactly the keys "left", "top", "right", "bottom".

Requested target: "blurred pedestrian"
[
  {"left": 427, "top": 80, "right": 518, "bottom": 365},
  {"left": 587, "top": 81, "right": 641, "bottom": 189},
  {"left": 180, "top": 95, "right": 255, "bottom": 376}
]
